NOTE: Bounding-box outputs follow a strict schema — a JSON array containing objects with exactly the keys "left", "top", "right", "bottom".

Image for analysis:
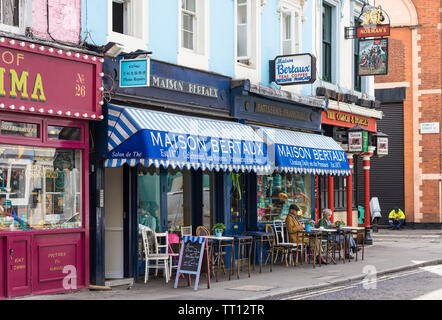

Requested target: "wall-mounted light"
[{"left": 103, "top": 41, "right": 124, "bottom": 58}]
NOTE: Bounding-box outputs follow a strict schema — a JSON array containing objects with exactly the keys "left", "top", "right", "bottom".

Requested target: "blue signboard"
[
  {"left": 119, "top": 58, "right": 150, "bottom": 87},
  {"left": 108, "top": 129, "right": 268, "bottom": 167},
  {"left": 275, "top": 144, "right": 350, "bottom": 172}
]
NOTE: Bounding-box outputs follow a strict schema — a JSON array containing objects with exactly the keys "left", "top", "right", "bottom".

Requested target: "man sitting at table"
[
  {"left": 286, "top": 204, "right": 325, "bottom": 264},
  {"left": 317, "top": 208, "right": 357, "bottom": 259}
]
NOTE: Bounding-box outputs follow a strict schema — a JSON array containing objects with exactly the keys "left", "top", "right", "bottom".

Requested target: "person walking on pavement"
[{"left": 388, "top": 207, "right": 405, "bottom": 230}]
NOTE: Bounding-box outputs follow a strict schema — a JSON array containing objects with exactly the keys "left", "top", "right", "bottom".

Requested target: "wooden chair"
[
  {"left": 140, "top": 228, "right": 170, "bottom": 284},
  {"left": 195, "top": 225, "right": 210, "bottom": 236}
]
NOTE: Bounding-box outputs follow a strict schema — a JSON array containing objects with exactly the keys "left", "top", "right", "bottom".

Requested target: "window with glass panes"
[
  {"left": 282, "top": 12, "right": 292, "bottom": 55},
  {"left": 0, "top": 0, "right": 19, "bottom": 28},
  {"left": 182, "top": 0, "right": 196, "bottom": 50},
  {"left": 237, "top": 0, "right": 250, "bottom": 60},
  {"left": 322, "top": 3, "right": 332, "bottom": 82},
  {"left": 319, "top": 174, "right": 356, "bottom": 211}
]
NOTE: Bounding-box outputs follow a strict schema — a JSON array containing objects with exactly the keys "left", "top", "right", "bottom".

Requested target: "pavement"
[{"left": 17, "top": 228, "right": 442, "bottom": 300}]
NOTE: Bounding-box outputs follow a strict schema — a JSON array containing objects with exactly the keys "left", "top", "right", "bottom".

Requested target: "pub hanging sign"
[{"left": 357, "top": 5, "right": 390, "bottom": 38}]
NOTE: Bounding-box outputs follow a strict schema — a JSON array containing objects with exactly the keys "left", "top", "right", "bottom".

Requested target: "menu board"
[{"left": 174, "top": 236, "right": 210, "bottom": 291}]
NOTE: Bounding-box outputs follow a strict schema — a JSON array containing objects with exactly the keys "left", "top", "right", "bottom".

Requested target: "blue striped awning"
[
  {"left": 104, "top": 104, "right": 271, "bottom": 172},
  {"left": 257, "top": 127, "right": 351, "bottom": 176}
]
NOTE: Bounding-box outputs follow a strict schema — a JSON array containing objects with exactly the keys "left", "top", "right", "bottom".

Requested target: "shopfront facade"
[
  {"left": 229, "top": 81, "right": 351, "bottom": 233},
  {"left": 320, "top": 99, "right": 383, "bottom": 228},
  {"left": 0, "top": 36, "right": 103, "bottom": 298},
  {"left": 91, "top": 57, "right": 273, "bottom": 284}
]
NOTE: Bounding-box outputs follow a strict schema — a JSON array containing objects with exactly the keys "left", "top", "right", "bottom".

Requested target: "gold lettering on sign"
[
  {"left": 326, "top": 111, "right": 370, "bottom": 127},
  {"left": 255, "top": 103, "right": 308, "bottom": 121}
]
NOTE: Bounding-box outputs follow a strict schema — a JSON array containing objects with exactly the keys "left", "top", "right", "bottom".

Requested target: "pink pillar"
[{"left": 346, "top": 154, "right": 354, "bottom": 226}]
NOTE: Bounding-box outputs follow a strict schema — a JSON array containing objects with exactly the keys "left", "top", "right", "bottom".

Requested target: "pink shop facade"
[{"left": 0, "top": 35, "right": 102, "bottom": 298}]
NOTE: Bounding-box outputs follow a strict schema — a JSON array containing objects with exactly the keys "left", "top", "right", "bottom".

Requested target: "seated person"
[
  {"left": 286, "top": 204, "right": 324, "bottom": 264},
  {"left": 317, "top": 208, "right": 357, "bottom": 259},
  {"left": 388, "top": 207, "right": 405, "bottom": 230}
]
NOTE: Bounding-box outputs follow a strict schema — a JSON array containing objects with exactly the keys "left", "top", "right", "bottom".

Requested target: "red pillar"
[
  {"left": 328, "top": 175, "right": 334, "bottom": 222},
  {"left": 363, "top": 154, "right": 372, "bottom": 228},
  {"left": 346, "top": 154, "right": 354, "bottom": 226}
]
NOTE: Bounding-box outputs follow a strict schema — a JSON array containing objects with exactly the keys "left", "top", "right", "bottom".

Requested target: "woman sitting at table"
[
  {"left": 317, "top": 208, "right": 357, "bottom": 259},
  {"left": 286, "top": 204, "right": 325, "bottom": 264}
]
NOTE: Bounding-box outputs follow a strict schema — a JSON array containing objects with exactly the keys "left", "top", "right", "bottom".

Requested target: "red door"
[
  {"left": 7, "top": 235, "right": 31, "bottom": 297},
  {"left": 0, "top": 237, "right": 5, "bottom": 299}
]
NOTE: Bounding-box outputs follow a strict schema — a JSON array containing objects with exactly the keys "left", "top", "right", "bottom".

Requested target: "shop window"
[
  {"left": 138, "top": 166, "right": 161, "bottom": 232},
  {"left": 1, "top": 121, "right": 39, "bottom": 138},
  {"left": 230, "top": 172, "right": 247, "bottom": 224},
  {"left": 257, "top": 173, "right": 312, "bottom": 222},
  {"left": 48, "top": 126, "right": 81, "bottom": 141},
  {"left": 202, "top": 173, "right": 213, "bottom": 230},
  {"left": 319, "top": 174, "right": 356, "bottom": 211},
  {"left": 322, "top": 3, "right": 332, "bottom": 82},
  {"left": 0, "top": 145, "right": 82, "bottom": 231},
  {"left": 167, "top": 168, "right": 191, "bottom": 234}
]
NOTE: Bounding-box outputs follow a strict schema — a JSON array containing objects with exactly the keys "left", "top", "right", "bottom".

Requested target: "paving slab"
[{"left": 16, "top": 230, "right": 442, "bottom": 300}]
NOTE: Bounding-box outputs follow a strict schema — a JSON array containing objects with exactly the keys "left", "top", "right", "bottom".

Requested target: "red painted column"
[
  {"left": 315, "top": 175, "right": 320, "bottom": 222},
  {"left": 346, "top": 154, "right": 354, "bottom": 226},
  {"left": 328, "top": 175, "right": 334, "bottom": 222},
  {"left": 363, "top": 154, "right": 372, "bottom": 228}
]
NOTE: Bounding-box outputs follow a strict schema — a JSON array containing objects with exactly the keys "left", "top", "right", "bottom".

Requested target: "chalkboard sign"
[
  {"left": 181, "top": 240, "right": 202, "bottom": 273},
  {"left": 174, "top": 236, "right": 210, "bottom": 291}
]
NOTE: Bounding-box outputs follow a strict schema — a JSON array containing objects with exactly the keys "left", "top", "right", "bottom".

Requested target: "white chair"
[
  {"left": 141, "top": 227, "right": 170, "bottom": 283},
  {"left": 273, "top": 220, "right": 303, "bottom": 266}
]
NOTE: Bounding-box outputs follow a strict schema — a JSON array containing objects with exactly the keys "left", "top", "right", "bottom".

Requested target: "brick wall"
[
  {"left": 375, "top": 0, "right": 442, "bottom": 224},
  {"left": 31, "top": 0, "right": 81, "bottom": 44}
]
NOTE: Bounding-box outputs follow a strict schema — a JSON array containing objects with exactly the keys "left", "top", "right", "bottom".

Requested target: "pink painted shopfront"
[{"left": 0, "top": 35, "right": 102, "bottom": 298}]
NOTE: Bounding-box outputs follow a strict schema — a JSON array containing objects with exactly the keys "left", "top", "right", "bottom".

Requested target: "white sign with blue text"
[{"left": 274, "top": 53, "right": 316, "bottom": 86}]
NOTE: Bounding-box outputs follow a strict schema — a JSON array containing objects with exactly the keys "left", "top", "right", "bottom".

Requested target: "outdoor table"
[
  {"left": 311, "top": 227, "right": 338, "bottom": 265},
  {"left": 244, "top": 231, "right": 274, "bottom": 273},
  {"left": 202, "top": 235, "right": 235, "bottom": 282},
  {"left": 298, "top": 230, "right": 322, "bottom": 268},
  {"left": 232, "top": 235, "right": 253, "bottom": 279},
  {"left": 342, "top": 226, "right": 365, "bottom": 261}
]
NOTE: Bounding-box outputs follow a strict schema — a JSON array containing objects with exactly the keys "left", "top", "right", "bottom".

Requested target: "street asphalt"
[{"left": 16, "top": 228, "right": 442, "bottom": 300}]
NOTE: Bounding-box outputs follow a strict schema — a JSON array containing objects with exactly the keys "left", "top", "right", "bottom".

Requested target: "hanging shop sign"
[
  {"left": 358, "top": 38, "right": 388, "bottom": 76},
  {"left": 349, "top": 131, "right": 369, "bottom": 152},
  {"left": 271, "top": 53, "right": 316, "bottom": 85},
  {"left": 0, "top": 36, "right": 103, "bottom": 120},
  {"left": 357, "top": 24, "right": 390, "bottom": 38},
  {"left": 119, "top": 57, "right": 150, "bottom": 88},
  {"left": 377, "top": 137, "right": 389, "bottom": 155},
  {"left": 357, "top": 5, "right": 390, "bottom": 38}
]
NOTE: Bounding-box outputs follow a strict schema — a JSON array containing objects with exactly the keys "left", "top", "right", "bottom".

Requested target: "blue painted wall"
[
  {"left": 209, "top": 0, "right": 235, "bottom": 77},
  {"left": 148, "top": 0, "right": 178, "bottom": 64},
  {"left": 260, "top": 0, "right": 280, "bottom": 86},
  {"left": 81, "top": 0, "right": 107, "bottom": 46}
]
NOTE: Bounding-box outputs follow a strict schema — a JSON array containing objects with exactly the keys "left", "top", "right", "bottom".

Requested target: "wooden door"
[{"left": 7, "top": 235, "right": 31, "bottom": 297}]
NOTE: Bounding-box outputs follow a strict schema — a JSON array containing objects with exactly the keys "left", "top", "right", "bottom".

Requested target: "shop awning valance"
[
  {"left": 104, "top": 104, "right": 271, "bottom": 172},
  {"left": 258, "top": 127, "right": 351, "bottom": 176}
]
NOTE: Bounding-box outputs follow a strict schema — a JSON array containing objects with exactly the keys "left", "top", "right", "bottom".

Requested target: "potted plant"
[
  {"left": 335, "top": 220, "right": 346, "bottom": 230},
  {"left": 212, "top": 223, "right": 226, "bottom": 237},
  {"left": 304, "top": 220, "right": 316, "bottom": 232}
]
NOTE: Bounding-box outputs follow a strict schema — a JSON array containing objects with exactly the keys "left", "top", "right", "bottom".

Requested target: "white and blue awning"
[
  {"left": 104, "top": 104, "right": 271, "bottom": 172},
  {"left": 257, "top": 127, "right": 351, "bottom": 176}
]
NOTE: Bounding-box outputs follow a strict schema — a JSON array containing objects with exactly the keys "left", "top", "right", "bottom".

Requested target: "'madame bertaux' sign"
[{"left": 150, "top": 75, "right": 219, "bottom": 99}]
